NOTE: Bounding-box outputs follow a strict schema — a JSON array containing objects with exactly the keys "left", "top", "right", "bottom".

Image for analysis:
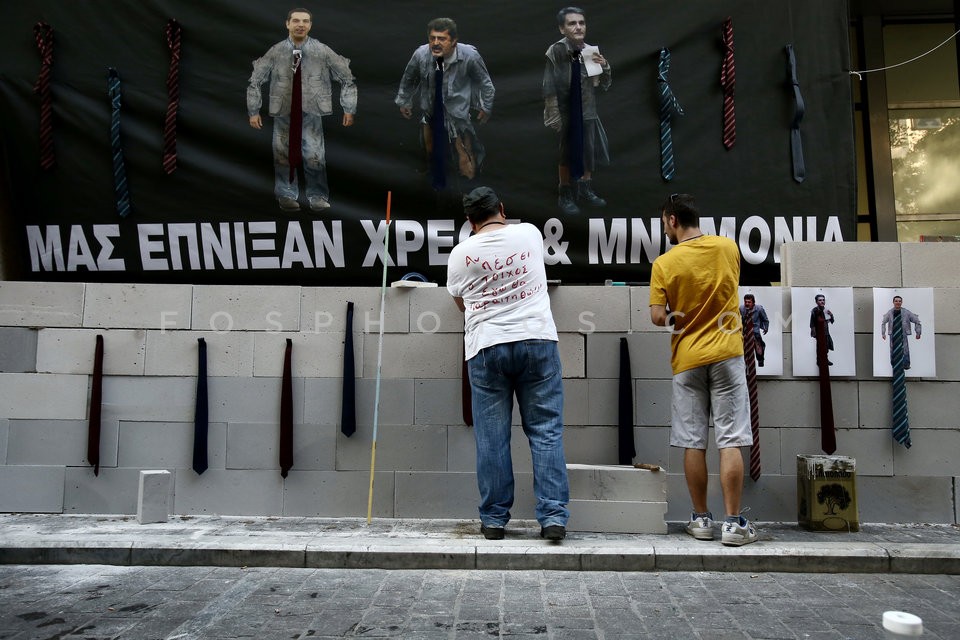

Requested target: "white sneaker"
[
  {"left": 685, "top": 512, "right": 715, "bottom": 540},
  {"left": 721, "top": 517, "right": 758, "bottom": 546}
]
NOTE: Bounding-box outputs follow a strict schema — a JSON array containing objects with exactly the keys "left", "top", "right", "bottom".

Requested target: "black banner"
[{"left": 0, "top": 0, "right": 854, "bottom": 285}]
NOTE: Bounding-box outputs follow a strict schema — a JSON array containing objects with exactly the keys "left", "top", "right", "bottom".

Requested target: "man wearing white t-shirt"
[{"left": 447, "top": 186, "right": 569, "bottom": 542}]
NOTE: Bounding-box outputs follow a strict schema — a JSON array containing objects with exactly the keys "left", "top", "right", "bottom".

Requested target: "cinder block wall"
[{"left": 0, "top": 242, "right": 957, "bottom": 524}]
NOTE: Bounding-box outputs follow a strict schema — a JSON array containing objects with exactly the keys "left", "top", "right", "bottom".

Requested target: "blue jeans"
[
  {"left": 272, "top": 114, "right": 329, "bottom": 200},
  {"left": 467, "top": 339, "right": 569, "bottom": 528}
]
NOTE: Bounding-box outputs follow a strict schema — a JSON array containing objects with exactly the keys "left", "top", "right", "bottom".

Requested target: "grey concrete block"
[
  {"left": 63, "top": 466, "right": 145, "bottom": 514},
  {"left": 282, "top": 470, "right": 395, "bottom": 517},
  {"left": 302, "top": 377, "right": 341, "bottom": 426},
  {"left": 780, "top": 428, "right": 893, "bottom": 477},
  {"left": 415, "top": 379, "right": 465, "bottom": 425},
  {"left": 933, "top": 335, "right": 960, "bottom": 381},
  {"left": 858, "top": 476, "right": 954, "bottom": 523},
  {"left": 191, "top": 284, "right": 301, "bottom": 331},
  {"left": 303, "top": 378, "right": 415, "bottom": 429},
  {"left": 0, "top": 281, "right": 84, "bottom": 327},
  {"left": 83, "top": 283, "right": 192, "bottom": 329},
  {"left": 301, "top": 287, "right": 409, "bottom": 333},
  {"left": 860, "top": 380, "right": 960, "bottom": 429},
  {"left": 932, "top": 287, "right": 960, "bottom": 333},
  {"left": 629, "top": 286, "right": 661, "bottom": 333},
  {"left": 739, "top": 473, "right": 800, "bottom": 522},
  {"left": 587, "top": 378, "right": 618, "bottom": 427},
  {"left": 781, "top": 242, "right": 902, "bottom": 287},
  {"left": 892, "top": 429, "right": 960, "bottom": 477},
  {"left": 558, "top": 333, "right": 585, "bottom": 378},
  {"left": 567, "top": 463, "right": 666, "bottom": 502},
  {"left": 145, "top": 330, "right": 254, "bottom": 377},
  {"left": 173, "top": 469, "right": 284, "bottom": 516},
  {"left": 636, "top": 379, "right": 672, "bottom": 426},
  {"left": 632, "top": 426, "right": 671, "bottom": 469},
  {"left": 585, "top": 333, "right": 672, "bottom": 379},
  {"left": 550, "top": 286, "right": 632, "bottom": 332},
  {"left": 408, "top": 287, "right": 463, "bottom": 333},
  {"left": 395, "top": 471, "right": 479, "bottom": 518},
  {"left": 0, "top": 465, "right": 65, "bottom": 512},
  {"left": 227, "top": 422, "right": 284, "bottom": 470},
  {"left": 0, "top": 328, "right": 38, "bottom": 372},
  {"left": 567, "top": 499, "right": 667, "bottom": 534},
  {"left": 7, "top": 419, "right": 119, "bottom": 468},
  {"left": 563, "top": 426, "right": 619, "bottom": 465},
  {"left": 207, "top": 376, "right": 304, "bottom": 424},
  {"left": 37, "top": 328, "right": 146, "bottom": 375},
  {"left": 0, "top": 373, "right": 88, "bottom": 419},
  {"left": 563, "top": 379, "right": 589, "bottom": 426},
  {"left": 901, "top": 243, "right": 960, "bottom": 287},
  {"left": 137, "top": 470, "right": 171, "bottom": 523},
  {"left": 0, "top": 418, "right": 7, "bottom": 464},
  {"left": 282, "top": 423, "right": 336, "bottom": 471},
  {"left": 365, "top": 333, "right": 462, "bottom": 378},
  {"left": 335, "top": 424, "right": 447, "bottom": 471},
  {"left": 758, "top": 380, "right": 859, "bottom": 428},
  {"left": 253, "top": 331, "right": 359, "bottom": 377},
  {"left": 100, "top": 376, "right": 196, "bottom": 423},
  {"left": 118, "top": 421, "right": 227, "bottom": 471},
  {"left": 447, "top": 425, "right": 534, "bottom": 473}
]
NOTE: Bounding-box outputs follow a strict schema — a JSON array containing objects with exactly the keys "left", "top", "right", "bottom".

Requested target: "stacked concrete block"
[
  {"left": 566, "top": 463, "right": 668, "bottom": 533},
  {"left": 136, "top": 469, "right": 171, "bottom": 524}
]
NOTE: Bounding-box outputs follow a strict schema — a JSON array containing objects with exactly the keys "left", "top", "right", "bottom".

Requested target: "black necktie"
[
  {"left": 431, "top": 57, "right": 447, "bottom": 190},
  {"left": 617, "top": 338, "right": 636, "bottom": 464},
  {"left": 341, "top": 302, "right": 356, "bottom": 437},
  {"left": 280, "top": 339, "right": 294, "bottom": 477},
  {"left": 891, "top": 310, "right": 911, "bottom": 448},
  {"left": 193, "top": 338, "right": 209, "bottom": 474},
  {"left": 786, "top": 44, "right": 806, "bottom": 183},
  {"left": 87, "top": 335, "right": 104, "bottom": 476},
  {"left": 289, "top": 49, "right": 303, "bottom": 182},
  {"left": 568, "top": 50, "right": 585, "bottom": 181},
  {"left": 814, "top": 310, "right": 836, "bottom": 454}
]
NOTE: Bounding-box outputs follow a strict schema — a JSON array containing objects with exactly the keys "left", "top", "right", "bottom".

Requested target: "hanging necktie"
[
  {"left": 720, "top": 18, "right": 736, "bottom": 150},
  {"left": 34, "top": 22, "right": 55, "bottom": 170},
  {"left": 87, "top": 335, "right": 104, "bottom": 476},
  {"left": 814, "top": 310, "right": 836, "bottom": 454},
  {"left": 891, "top": 309, "right": 912, "bottom": 448},
  {"left": 280, "top": 338, "right": 294, "bottom": 477},
  {"left": 785, "top": 44, "right": 806, "bottom": 183},
  {"left": 617, "top": 338, "right": 636, "bottom": 465},
  {"left": 743, "top": 317, "right": 761, "bottom": 480},
  {"left": 430, "top": 57, "right": 447, "bottom": 190},
  {"left": 193, "top": 338, "right": 209, "bottom": 474},
  {"left": 289, "top": 49, "right": 303, "bottom": 182},
  {"left": 657, "top": 47, "right": 683, "bottom": 181},
  {"left": 107, "top": 68, "right": 132, "bottom": 218},
  {"left": 341, "top": 302, "right": 356, "bottom": 437},
  {"left": 568, "top": 50, "right": 585, "bottom": 181},
  {"left": 462, "top": 357, "right": 473, "bottom": 427},
  {"left": 162, "top": 19, "right": 183, "bottom": 174}
]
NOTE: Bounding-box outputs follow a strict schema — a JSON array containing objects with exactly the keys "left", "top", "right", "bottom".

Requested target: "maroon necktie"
[
  {"left": 87, "top": 335, "right": 104, "bottom": 476},
  {"left": 288, "top": 49, "right": 303, "bottom": 182},
  {"left": 34, "top": 22, "right": 55, "bottom": 170},
  {"left": 720, "top": 17, "right": 736, "bottom": 150},
  {"left": 814, "top": 311, "right": 837, "bottom": 454},
  {"left": 279, "top": 339, "right": 294, "bottom": 477},
  {"left": 162, "top": 19, "right": 182, "bottom": 174},
  {"left": 743, "top": 317, "right": 761, "bottom": 480}
]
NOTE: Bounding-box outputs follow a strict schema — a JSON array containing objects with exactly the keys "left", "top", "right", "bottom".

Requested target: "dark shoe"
[
  {"left": 278, "top": 197, "right": 301, "bottom": 212},
  {"left": 757, "top": 359, "right": 764, "bottom": 367},
  {"left": 480, "top": 525, "right": 505, "bottom": 540},
  {"left": 576, "top": 179, "right": 606, "bottom": 207},
  {"left": 540, "top": 525, "right": 566, "bottom": 541},
  {"left": 557, "top": 185, "right": 580, "bottom": 215}
]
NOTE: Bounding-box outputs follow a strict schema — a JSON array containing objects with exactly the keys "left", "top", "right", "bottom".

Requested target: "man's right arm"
[
  {"left": 246, "top": 49, "right": 273, "bottom": 125},
  {"left": 395, "top": 50, "right": 421, "bottom": 117}
]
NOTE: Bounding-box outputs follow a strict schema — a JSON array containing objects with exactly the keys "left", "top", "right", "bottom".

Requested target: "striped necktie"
[
  {"left": 786, "top": 45, "right": 806, "bottom": 183},
  {"left": 568, "top": 50, "right": 585, "bottom": 181},
  {"left": 657, "top": 48, "right": 683, "bottom": 181},
  {"left": 720, "top": 18, "right": 736, "bottom": 150},
  {"left": 34, "top": 22, "right": 56, "bottom": 170},
  {"left": 162, "top": 19, "right": 183, "bottom": 174},
  {"left": 430, "top": 57, "right": 447, "bottom": 190},
  {"left": 107, "top": 68, "right": 132, "bottom": 218},
  {"left": 891, "top": 310, "right": 912, "bottom": 448},
  {"left": 743, "top": 316, "right": 761, "bottom": 480}
]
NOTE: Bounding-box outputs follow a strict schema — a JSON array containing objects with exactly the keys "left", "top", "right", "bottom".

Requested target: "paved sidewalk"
[{"left": 1, "top": 514, "right": 958, "bottom": 573}]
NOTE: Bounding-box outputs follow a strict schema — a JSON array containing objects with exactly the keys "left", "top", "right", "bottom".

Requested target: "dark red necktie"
[
  {"left": 814, "top": 311, "right": 836, "bottom": 454},
  {"left": 720, "top": 17, "right": 736, "bottom": 150},
  {"left": 34, "top": 22, "right": 55, "bottom": 170},
  {"left": 280, "top": 339, "right": 294, "bottom": 477},
  {"left": 87, "top": 335, "right": 104, "bottom": 476},
  {"left": 162, "top": 19, "right": 182, "bottom": 174},
  {"left": 288, "top": 50, "right": 303, "bottom": 182},
  {"left": 743, "top": 317, "right": 761, "bottom": 480}
]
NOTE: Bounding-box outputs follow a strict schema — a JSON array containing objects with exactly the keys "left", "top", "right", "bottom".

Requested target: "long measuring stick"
[{"left": 367, "top": 191, "right": 391, "bottom": 523}]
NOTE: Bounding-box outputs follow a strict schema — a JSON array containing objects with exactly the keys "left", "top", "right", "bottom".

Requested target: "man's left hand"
[
  {"left": 342, "top": 113, "right": 355, "bottom": 127},
  {"left": 476, "top": 110, "right": 489, "bottom": 124}
]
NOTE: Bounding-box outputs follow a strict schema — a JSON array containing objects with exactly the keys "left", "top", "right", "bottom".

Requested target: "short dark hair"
[
  {"left": 427, "top": 17, "right": 458, "bottom": 39},
  {"left": 557, "top": 7, "right": 586, "bottom": 26},
  {"left": 662, "top": 193, "right": 699, "bottom": 228},
  {"left": 743, "top": 294, "right": 756, "bottom": 302},
  {"left": 815, "top": 294, "right": 825, "bottom": 302},
  {"left": 463, "top": 186, "right": 501, "bottom": 224},
  {"left": 287, "top": 8, "right": 311, "bottom": 21},
  {"left": 893, "top": 295, "right": 903, "bottom": 302}
]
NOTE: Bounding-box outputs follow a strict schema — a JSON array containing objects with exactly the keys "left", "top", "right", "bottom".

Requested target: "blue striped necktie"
[
  {"left": 657, "top": 48, "right": 683, "bottom": 181},
  {"left": 785, "top": 45, "right": 806, "bottom": 183},
  {"left": 891, "top": 309, "right": 912, "bottom": 448},
  {"left": 107, "top": 68, "right": 131, "bottom": 218}
]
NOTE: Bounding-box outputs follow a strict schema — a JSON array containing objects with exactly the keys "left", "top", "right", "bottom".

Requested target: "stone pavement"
[
  {"left": 1, "top": 514, "right": 958, "bottom": 574},
  {"left": 1, "top": 564, "right": 958, "bottom": 639}
]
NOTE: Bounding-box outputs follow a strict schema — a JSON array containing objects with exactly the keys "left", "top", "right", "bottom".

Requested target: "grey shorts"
[{"left": 670, "top": 355, "right": 752, "bottom": 450}]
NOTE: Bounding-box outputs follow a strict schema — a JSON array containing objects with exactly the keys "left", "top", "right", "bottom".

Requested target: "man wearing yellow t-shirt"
[{"left": 649, "top": 193, "right": 757, "bottom": 547}]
